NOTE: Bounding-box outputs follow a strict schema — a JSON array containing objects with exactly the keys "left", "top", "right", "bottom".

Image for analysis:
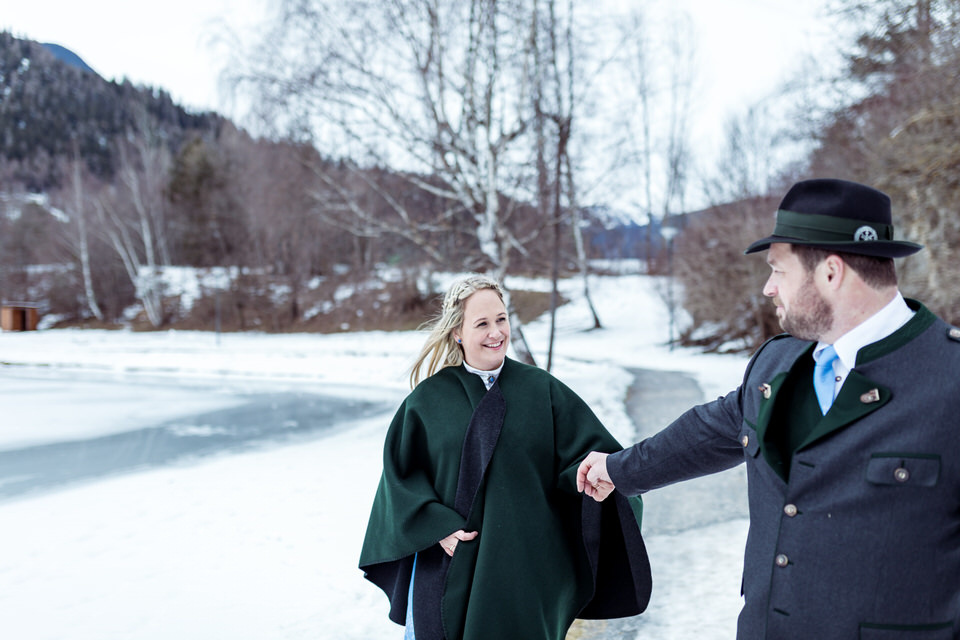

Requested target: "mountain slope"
[{"left": 0, "top": 31, "right": 223, "bottom": 190}]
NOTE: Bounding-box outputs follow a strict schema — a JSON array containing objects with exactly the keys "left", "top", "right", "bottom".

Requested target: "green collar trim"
[
  {"left": 775, "top": 209, "right": 894, "bottom": 242},
  {"left": 856, "top": 299, "right": 934, "bottom": 365}
]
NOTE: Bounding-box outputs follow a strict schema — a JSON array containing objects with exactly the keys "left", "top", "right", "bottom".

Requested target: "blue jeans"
[{"left": 404, "top": 553, "right": 418, "bottom": 639}]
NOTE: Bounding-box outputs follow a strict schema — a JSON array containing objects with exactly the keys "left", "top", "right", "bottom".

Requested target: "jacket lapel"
[
  {"left": 752, "top": 356, "right": 891, "bottom": 476},
  {"left": 797, "top": 370, "right": 890, "bottom": 450}
]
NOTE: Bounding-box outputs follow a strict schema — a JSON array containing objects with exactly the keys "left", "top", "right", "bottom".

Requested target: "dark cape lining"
[
  {"left": 578, "top": 492, "right": 652, "bottom": 618},
  {"left": 415, "top": 382, "right": 506, "bottom": 640}
]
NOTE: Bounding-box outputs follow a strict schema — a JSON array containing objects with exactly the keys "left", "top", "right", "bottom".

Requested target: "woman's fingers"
[{"left": 440, "top": 530, "right": 479, "bottom": 556}]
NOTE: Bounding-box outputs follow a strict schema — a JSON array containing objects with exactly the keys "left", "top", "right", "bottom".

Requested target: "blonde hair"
[{"left": 409, "top": 274, "right": 506, "bottom": 388}]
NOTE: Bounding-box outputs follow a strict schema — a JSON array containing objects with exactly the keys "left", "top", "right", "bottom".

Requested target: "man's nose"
[{"left": 762, "top": 278, "right": 776, "bottom": 298}]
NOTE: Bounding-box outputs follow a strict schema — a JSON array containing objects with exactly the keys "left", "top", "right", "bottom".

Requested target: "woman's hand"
[
  {"left": 439, "top": 529, "right": 478, "bottom": 556},
  {"left": 577, "top": 451, "right": 615, "bottom": 502}
]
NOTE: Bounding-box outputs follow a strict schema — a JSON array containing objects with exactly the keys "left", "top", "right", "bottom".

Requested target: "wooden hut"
[{"left": 1, "top": 303, "right": 40, "bottom": 331}]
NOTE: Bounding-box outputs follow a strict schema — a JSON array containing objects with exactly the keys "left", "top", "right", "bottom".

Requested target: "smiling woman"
[
  {"left": 359, "top": 273, "right": 653, "bottom": 640},
  {"left": 452, "top": 288, "right": 510, "bottom": 373}
]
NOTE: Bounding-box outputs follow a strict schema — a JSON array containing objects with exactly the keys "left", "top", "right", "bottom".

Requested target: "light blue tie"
[{"left": 813, "top": 345, "right": 839, "bottom": 415}]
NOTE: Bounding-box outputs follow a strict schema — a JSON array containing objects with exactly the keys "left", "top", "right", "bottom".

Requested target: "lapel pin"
[
  {"left": 758, "top": 383, "right": 772, "bottom": 399},
  {"left": 860, "top": 388, "right": 880, "bottom": 404}
]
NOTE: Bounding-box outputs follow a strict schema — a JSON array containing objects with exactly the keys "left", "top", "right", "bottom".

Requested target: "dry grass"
[{"left": 54, "top": 279, "right": 565, "bottom": 335}]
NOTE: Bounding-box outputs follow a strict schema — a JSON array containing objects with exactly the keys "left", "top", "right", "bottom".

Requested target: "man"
[{"left": 578, "top": 178, "right": 960, "bottom": 639}]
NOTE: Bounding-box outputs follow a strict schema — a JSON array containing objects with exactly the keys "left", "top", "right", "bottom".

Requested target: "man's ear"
[{"left": 821, "top": 254, "right": 845, "bottom": 288}]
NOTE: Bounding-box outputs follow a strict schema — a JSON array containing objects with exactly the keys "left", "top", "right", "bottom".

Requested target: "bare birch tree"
[
  {"left": 54, "top": 146, "right": 104, "bottom": 321},
  {"left": 529, "top": 0, "right": 603, "bottom": 371},
  {"left": 231, "top": 0, "right": 558, "bottom": 362},
  {"left": 94, "top": 130, "right": 173, "bottom": 327},
  {"left": 612, "top": 9, "right": 696, "bottom": 249},
  {"left": 70, "top": 158, "right": 103, "bottom": 321}
]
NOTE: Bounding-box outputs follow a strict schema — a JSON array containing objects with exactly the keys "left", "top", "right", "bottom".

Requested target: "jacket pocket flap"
[
  {"left": 860, "top": 621, "right": 954, "bottom": 639},
  {"left": 866, "top": 453, "right": 940, "bottom": 487}
]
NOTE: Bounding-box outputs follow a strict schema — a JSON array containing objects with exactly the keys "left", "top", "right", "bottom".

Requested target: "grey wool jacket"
[{"left": 607, "top": 301, "right": 960, "bottom": 639}]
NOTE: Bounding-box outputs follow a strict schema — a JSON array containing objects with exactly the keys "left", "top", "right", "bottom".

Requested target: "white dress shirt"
[{"left": 813, "top": 291, "right": 914, "bottom": 401}]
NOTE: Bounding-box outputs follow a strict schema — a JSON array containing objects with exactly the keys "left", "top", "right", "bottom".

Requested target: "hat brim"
[{"left": 744, "top": 235, "right": 924, "bottom": 258}]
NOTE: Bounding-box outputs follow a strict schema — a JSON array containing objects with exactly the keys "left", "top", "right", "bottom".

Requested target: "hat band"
[{"left": 774, "top": 209, "right": 894, "bottom": 243}]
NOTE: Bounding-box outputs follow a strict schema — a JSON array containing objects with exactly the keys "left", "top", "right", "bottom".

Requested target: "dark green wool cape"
[{"left": 359, "top": 358, "right": 651, "bottom": 640}]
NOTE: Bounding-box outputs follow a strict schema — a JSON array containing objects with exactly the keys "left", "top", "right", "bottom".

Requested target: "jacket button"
[
  {"left": 894, "top": 467, "right": 910, "bottom": 482},
  {"left": 775, "top": 554, "right": 789, "bottom": 567},
  {"left": 741, "top": 435, "right": 749, "bottom": 447},
  {"left": 783, "top": 504, "right": 798, "bottom": 517}
]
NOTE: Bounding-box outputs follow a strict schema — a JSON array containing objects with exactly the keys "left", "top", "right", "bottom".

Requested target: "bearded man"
[{"left": 578, "top": 179, "right": 960, "bottom": 639}]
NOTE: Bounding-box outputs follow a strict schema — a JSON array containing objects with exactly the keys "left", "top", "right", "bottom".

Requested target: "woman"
[{"left": 359, "top": 274, "right": 651, "bottom": 640}]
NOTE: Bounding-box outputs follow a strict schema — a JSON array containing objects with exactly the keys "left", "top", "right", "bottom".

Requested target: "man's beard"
[{"left": 777, "top": 277, "right": 833, "bottom": 341}]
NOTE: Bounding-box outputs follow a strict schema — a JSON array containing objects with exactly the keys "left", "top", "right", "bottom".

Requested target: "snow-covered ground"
[{"left": 0, "top": 274, "right": 751, "bottom": 639}]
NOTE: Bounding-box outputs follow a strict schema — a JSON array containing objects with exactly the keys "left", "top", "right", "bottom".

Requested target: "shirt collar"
[
  {"left": 816, "top": 291, "right": 914, "bottom": 369},
  {"left": 463, "top": 361, "right": 504, "bottom": 390}
]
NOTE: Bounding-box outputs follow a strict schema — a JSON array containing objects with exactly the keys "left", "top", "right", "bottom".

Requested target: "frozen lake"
[{"left": 0, "top": 370, "right": 393, "bottom": 501}]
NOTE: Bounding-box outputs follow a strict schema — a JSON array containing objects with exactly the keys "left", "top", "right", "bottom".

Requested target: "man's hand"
[{"left": 576, "top": 451, "right": 615, "bottom": 502}]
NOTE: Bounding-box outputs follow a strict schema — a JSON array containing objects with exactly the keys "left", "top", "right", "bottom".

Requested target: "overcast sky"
[
  {"left": 1, "top": 0, "right": 839, "bottom": 208},
  {"left": 1, "top": 0, "right": 836, "bottom": 117}
]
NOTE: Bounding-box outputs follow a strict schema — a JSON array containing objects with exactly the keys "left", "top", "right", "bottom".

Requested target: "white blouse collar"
[{"left": 463, "top": 361, "right": 504, "bottom": 390}]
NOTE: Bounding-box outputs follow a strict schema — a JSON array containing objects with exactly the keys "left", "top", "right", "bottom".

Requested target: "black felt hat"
[{"left": 744, "top": 179, "right": 923, "bottom": 258}]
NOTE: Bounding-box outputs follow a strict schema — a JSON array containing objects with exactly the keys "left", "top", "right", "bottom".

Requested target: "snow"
[{"left": 0, "top": 273, "right": 751, "bottom": 639}]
